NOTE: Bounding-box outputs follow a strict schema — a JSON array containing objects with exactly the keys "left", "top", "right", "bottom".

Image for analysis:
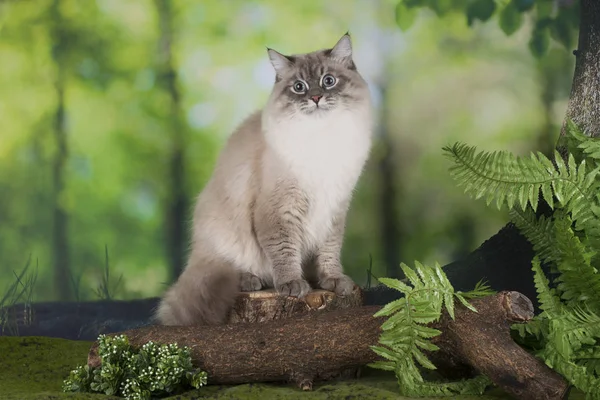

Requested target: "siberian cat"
[{"left": 155, "top": 33, "right": 374, "bottom": 326}]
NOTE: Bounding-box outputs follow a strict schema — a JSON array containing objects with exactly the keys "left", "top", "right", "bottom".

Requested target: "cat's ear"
[
  {"left": 267, "top": 48, "right": 293, "bottom": 77},
  {"left": 330, "top": 33, "right": 354, "bottom": 66},
  {"left": 328, "top": 33, "right": 356, "bottom": 69}
]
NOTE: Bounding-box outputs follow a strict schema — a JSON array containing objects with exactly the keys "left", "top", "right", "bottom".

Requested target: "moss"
[
  {"left": 0, "top": 336, "right": 585, "bottom": 399},
  {"left": 0, "top": 336, "right": 117, "bottom": 400}
]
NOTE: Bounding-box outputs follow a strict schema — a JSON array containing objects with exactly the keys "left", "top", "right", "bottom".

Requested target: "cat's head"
[{"left": 264, "top": 33, "right": 370, "bottom": 117}]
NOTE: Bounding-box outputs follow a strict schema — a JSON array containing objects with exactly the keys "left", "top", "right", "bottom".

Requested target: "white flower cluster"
[
  {"left": 119, "top": 340, "right": 193, "bottom": 399},
  {"left": 62, "top": 365, "right": 89, "bottom": 392},
  {"left": 63, "top": 334, "right": 206, "bottom": 399}
]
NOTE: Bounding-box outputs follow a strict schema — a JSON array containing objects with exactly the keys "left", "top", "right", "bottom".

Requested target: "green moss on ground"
[
  {"left": 0, "top": 336, "right": 115, "bottom": 399},
  {"left": 0, "top": 336, "right": 584, "bottom": 399}
]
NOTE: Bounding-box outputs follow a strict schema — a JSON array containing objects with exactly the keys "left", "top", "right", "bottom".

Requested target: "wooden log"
[
  {"left": 430, "top": 291, "right": 569, "bottom": 400},
  {"left": 88, "top": 304, "right": 383, "bottom": 390},
  {"left": 88, "top": 291, "right": 569, "bottom": 399},
  {"left": 227, "top": 287, "right": 364, "bottom": 323}
]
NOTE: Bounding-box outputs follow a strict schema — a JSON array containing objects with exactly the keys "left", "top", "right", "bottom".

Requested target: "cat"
[{"left": 155, "top": 33, "right": 374, "bottom": 326}]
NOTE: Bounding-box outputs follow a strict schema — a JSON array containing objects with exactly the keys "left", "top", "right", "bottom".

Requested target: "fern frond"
[
  {"left": 532, "top": 257, "right": 564, "bottom": 317},
  {"left": 554, "top": 307, "right": 600, "bottom": 358},
  {"left": 510, "top": 208, "right": 559, "bottom": 265},
  {"left": 443, "top": 143, "right": 600, "bottom": 233},
  {"left": 443, "top": 143, "right": 547, "bottom": 211},
  {"left": 565, "top": 119, "right": 600, "bottom": 165},
  {"left": 542, "top": 356, "right": 600, "bottom": 399},
  {"left": 542, "top": 306, "right": 600, "bottom": 397},
  {"left": 551, "top": 213, "right": 600, "bottom": 311},
  {"left": 512, "top": 315, "right": 549, "bottom": 350},
  {"left": 457, "top": 279, "right": 495, "bottom": 300},
  {"left": 576, "top": 346, "right": 600, "bottom": 377},
  {"left": 510, "top": 206, "right": 600, "bottom": 313},
  {"left": 370, "top": 262, "right": 479, "bottom": 396}
]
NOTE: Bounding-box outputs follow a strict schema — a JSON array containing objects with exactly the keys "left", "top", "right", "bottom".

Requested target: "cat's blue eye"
[
  {"left": 291, "top": 80, "right": 308, "bottom": 94},
  {"left": 321, "top": 74, "right": 337, "bottom": 89}
]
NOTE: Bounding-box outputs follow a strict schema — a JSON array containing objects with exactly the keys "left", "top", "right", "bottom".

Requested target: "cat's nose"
[{"left": 311, "top": 95, "right": 322, "bottom": 104}]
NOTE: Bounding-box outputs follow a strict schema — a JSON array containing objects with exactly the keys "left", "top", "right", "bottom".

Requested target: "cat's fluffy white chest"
[{"left": 264, "top": 109, "right": 372, "bottom": 245}]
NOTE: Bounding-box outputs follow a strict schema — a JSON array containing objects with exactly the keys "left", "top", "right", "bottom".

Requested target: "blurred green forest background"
[{"left": 0, "top": 0, "right": 574, "bottom": 302}]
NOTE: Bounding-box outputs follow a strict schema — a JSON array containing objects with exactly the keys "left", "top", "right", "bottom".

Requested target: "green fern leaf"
[
  {"left": 371, "top": 345, "right": 403, "bottom": 362},
  {"left": 459, "top": 280, "right": 495, "bottom": 299},
  {"left": 373, "top": 298, "right": 405, "bottom": 318},
  {"left": 370, "top": 261, "right": 488, "bottom": 396},
  {"left": 510, "top": 208, "right": 559, "bottom": 264},
  {"left": 551, "top": 213, "right": 600, "bottom": 310},
  {"left": 512, "top": 315, "right": 549, "bottom": 346},
  {"left": 367, "top": 360, "right": 396, "bottom": 371},
  {"left": 443, "top": 143, "right": 600, "bottom": 232},
  {"left": 413, "top": 324, "right": 442, "bottom": 338},
  {"left": 400, "top": 263, "right": 422, "bottom": 288},
  {"left": 454, "top": 293, "right": 478, "bottom": 313},
  {"left": 531, "top": 257, "right": 564, "bottom": 317},
  {"left": 412, "top": 347, "right": 437, "bottom": 370},
  {"left": 576, "top": 346, "right": 600, "bottom": 376},
  {"left": 541, "top": 307, "right": 600, "bottom": 397},
  {"left": 565, "top": 119, "right": 600, "bottom": 165},
  {"left": 377, "top": 277, "right": 413, "bottom": 296}
]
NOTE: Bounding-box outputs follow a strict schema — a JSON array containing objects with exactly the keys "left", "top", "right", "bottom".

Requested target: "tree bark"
[
  {"left": 154, "top": 0, "right": 188, "bottom": 281},
  {"left": 49, "top": 0, "right": 72, "bottom": 301},
  {"left": 559, "top": 0, "right": 600, "bottom": 141},
  {"left": 227, "top": 287, "right": 364, "bottom": 324},
  {"left": 87, "top": 291, "right": 568, "bottom": 398},
  {"left": 430, "top": 291, "right": 569, "bottom": 400},
  {"left": 89, "top": 305, "right": 383, "bottom": 390}
]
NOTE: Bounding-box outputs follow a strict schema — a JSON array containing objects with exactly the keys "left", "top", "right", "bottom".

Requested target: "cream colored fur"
[{"left": 155, "top": 35, "right": 373, "bottom": 326}]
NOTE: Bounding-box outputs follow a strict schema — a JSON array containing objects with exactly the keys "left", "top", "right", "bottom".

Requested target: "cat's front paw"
[
  {"left": 276, "top": 279, "right": 311, "bottom": 298},
  {"left": 240, "top": 272, "right": 263, "bottom": 292},
  {"left": 319, "top": 274, "right": 356, "bottom": 296}
]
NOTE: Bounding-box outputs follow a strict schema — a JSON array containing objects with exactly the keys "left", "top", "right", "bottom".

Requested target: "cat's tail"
[{"left": 154, "top": 254, "right": 240, "bottom": 326}]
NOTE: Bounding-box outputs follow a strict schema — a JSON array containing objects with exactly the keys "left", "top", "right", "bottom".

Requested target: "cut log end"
[{"left": 502, "top": 291, "right": 534, "bottom": 322}]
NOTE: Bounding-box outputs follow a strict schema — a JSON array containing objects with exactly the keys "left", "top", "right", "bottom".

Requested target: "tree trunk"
[
  {"left": 87, "top": 291, "right": 568, "bottom": 398},
  {"left": 559, "top": 0, "right": 600, "bottom": 141},
  {"left": 49, "top": 0, "right": 72, "bottom": 301},
  {"left": 535, "top": 53, "right": 567, "bottom": 157},
  {"left": 154, "top": 0, "right": 188, "bottom": 281},
  {"left": 378, "top": 85, "right": 403, "bottom": 279}
]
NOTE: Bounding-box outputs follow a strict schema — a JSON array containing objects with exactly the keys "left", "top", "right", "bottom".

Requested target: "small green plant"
[
  {"left": 0, "top": 255, "right": 38, "bottom": 335},
  {"left": 68, "top": 267, "right": 84, "bottom": 302},
  {"left": 94, "top": 244, "right": 123, "bottom": 300},
  {"left": 63, "top": 334, "right": 207, "bottom": 400},
  {"left": 369, "top": 261, "right": 494, "bottom": 396}
]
